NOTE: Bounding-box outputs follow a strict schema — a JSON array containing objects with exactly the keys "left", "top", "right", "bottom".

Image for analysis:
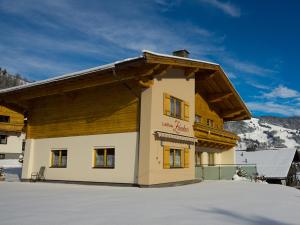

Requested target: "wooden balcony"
[
  {"left": 193, "top": 122, "right": 239, "bottom": 149},
  {"left": 0, "top": 122, "right": 24, "bottom": 133}
]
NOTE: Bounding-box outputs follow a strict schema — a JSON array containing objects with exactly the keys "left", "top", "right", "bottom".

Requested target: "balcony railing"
[
  {"left": 195, "top": 164, "right": 257, "bottom": 180},
  {"left": 193, "top": 122, "right": 239, "bottom": 148}
]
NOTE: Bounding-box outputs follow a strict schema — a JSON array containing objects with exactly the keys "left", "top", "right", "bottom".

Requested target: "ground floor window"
[
  {"left": 0, "top": 154, "right": 5, "bottom": 159},
  {"left": 94, "top": 148, "right": 115, "bottom": 168},
  {"left": 195, "top": 152, "right": 202, "bottom": 166},
  {"left": 0, "top": 135, "right": 7, "bottom": 144},
  {"left": 170, "top": 149, "right": 183, "bottom": 168},
  {"left": 208, "top": 152, "right": 215, "bottom": 166},
  {"left": 163, "top": 146, "right": 189, "bottom": 169},
  {"left": 51, "top": 150, "right": 67, "bottom": 168}
]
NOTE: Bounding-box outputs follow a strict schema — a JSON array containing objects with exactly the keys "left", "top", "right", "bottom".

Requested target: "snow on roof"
[
  {"left": 236, "top": 149, "right": 297, "bottom": 178},
  {"left": 0, "top": 50, "right": 220, "bottom": 95},
  {"left": 0, "top": 56, "right": 142, "bottom": 94},
  {"left": 142, "top": 50, "right": 219, "bottom": 66}
]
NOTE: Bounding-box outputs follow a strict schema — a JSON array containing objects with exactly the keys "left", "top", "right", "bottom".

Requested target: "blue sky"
[{"left": 0, "top": 0, "right": 300, "bottom": 117}]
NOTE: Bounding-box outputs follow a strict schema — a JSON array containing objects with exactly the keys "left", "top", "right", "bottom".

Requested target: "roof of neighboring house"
[
  {"left": 0, "top": 50, "right": 251, "bottom": 121},
  {"left": 236, "top": 149, "right": 297, "bottom": 179}
]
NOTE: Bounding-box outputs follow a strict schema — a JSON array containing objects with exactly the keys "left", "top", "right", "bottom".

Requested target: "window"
[
  {"left": 94, "top": 148, "right": 115, "bottom": 168},
  {"left": 163, "top": 146, "right": 189, "bottom": 169},
  {"left": 0, "top": 154, "right": 5, "bottom": 159},
  {"left": 170, "top": 96, "right": 182, "bottom": 119},
  {"left": 207, "top": 119, "right": 214, "bottom": 127},
  {"left": 195, "top": 115, "right": 202, "bottom": 123},
  {"left": 170, "top": 149, "right": 182, "bottom": 168},
  {"left": 0, "top": 135, "right": 7, "bottom": 144},
  {"left": 163, "top": 93, "right": 189, "bottom": 121},
  {"left": 208, "top": 152, "right": 215, "bottom": 166},
  {"left": 0, "top": 115, "right": 10, "bottom": 123},
  {"left": 51, "top": 150, "right": 67, "bottom": 168}
]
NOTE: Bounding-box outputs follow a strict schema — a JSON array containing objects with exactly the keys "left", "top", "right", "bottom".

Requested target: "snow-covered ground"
[{"left": 0, "top": 181, "right": 299, "bottom": 225}]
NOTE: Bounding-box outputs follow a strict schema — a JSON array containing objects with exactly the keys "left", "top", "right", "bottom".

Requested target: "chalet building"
[
  {"left": 0, "top": 105, "right": 24, "bottom": 159},
  {"left": 0, "top": 50, "right": 251, "bottom": 186}
]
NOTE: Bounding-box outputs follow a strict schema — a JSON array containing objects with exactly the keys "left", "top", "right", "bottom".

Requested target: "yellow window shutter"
[
  {"left": 184, "top": 101, "right": 189, "bottom": 121},
  {"left": 163, "top": 146, "right": 170, "bottom": 169},
  {"left": 184, "top": 148, "right": 189, "bottom": 168},
  {"left": 163, "top": 93, "right": 171, "bottom": 116},
  {"left": 180, "top": 150, "right": 185, "bottom": 167}
]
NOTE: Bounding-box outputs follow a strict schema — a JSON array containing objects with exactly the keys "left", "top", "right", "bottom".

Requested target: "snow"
[
  {"left": 0, "top": 159, "right": 22, "bottom": 168},
  {"left": 236, "top": 149, "right": 296, "bottom": 178},
  {"left": 239, "top": 118, "right": 299, "bottom": 148},
  {"left": 0, "top": 181, "right": 299, "bottom": 225}
]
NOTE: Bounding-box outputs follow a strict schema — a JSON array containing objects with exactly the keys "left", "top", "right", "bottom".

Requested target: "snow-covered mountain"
[{"left": 225, "top": 117, "right": 300, "bottom": 150}]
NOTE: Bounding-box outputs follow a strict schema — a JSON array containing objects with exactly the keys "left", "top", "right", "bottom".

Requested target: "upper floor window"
[
  {"left": 195, "top": 115, "right": 202, "bottom": 123},
  {"left": 51, "top": 149, "right": 67, "bottom": 168},
  {"left": 0, "top": 115, "right": 10, "bottom": 123},
  {"left": 163, "top": 93, "right": 189, "bottom": 121},
  {"left": 0, "top": 135, "right": 7, "bottom": 144},
  {"left": 207, "top": 119, "right": 214, "bottom": 127}
]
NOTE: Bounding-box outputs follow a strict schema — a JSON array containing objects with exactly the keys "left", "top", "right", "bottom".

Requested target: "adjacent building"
[
  {"left": 0, "top": 105, "right": 24, "bottom": 159},
  {"left": 0, "top": 50, "right": 251, "bottom": 186},
  {"left": 236, "top": 148, "right": 300, "bottom": 186}
]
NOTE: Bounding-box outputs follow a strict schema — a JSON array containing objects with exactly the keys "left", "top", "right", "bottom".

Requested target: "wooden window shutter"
[
  {"left": 184, "top": 148, "right": 189, "bottom": 168},
  {"left": 180, "top": 150, "right": 185, "bottom": 167},
  {"left": 163, "top": 146, "right": 170, "bottom": 169},
  {"left": 184, "top": 101, "right": 189, "bottom": 121},
  {"left": 163, "top": 93, "right": 171, "bottom": 116}
]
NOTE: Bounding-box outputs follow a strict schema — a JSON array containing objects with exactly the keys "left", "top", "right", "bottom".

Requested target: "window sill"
[
  {"left": 50, "top": 166, "right": 67, "bottom": 168},
  {"left": 93, "top": 166, "right": 115, "bottom": 169},
  {"left": 170, "top": 166, "right": 184, "bottom": 169}
]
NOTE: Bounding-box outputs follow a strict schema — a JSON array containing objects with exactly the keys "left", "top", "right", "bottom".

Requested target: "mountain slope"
[{"left": 225, "top": 117, "right": 300, "bottom": 150}]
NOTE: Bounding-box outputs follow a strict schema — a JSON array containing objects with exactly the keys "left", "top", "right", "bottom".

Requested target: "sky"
[{"left": 0, "top": 0, "right": 300, "bottom": 117}]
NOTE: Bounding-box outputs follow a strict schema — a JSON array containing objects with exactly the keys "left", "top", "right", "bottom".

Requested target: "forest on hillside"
[{"left": 0, "top": 68, "right": 28, "bottom": 89}]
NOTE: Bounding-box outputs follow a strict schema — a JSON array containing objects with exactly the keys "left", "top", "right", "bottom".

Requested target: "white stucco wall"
[
  {"left": 0, "top": 133, "right": 24, "bottom": 154},
  {"left": 22, "top": 132, "right": 139, "bottom": 184}
]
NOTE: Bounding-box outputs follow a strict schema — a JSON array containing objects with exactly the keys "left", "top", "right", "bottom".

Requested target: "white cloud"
[
  {"left": 221, "top": 56, "right": 276, "bottom": 76},
  {"left": 247, "top": 101, "right": 300, "bottom": 116},
  {"left": 263, "top": 85, "right": 300, "bottom": 99},
  {"left": 200, "top": 0, "right": 241, "bottom": 17}
]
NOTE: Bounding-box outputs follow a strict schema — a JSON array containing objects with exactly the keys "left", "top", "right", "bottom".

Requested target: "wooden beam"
[
  {"left": 185, "top": 68, "right": 199, "bottom": 79},
  {"left": 138, "top": 79, "right": 153, "bottom": 88},
  {"left": 208, "top": 92, "right": 233, "bottom": 103},
  {"left": 197, "top": 71, "right": 218, "bottom": 81},
  {"left": 222, "top": 109, "right": 245, "bottom": 118}
]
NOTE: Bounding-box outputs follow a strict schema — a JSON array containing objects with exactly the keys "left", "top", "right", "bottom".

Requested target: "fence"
[{"left": 195, "top": 164, "right": 257, "bottom": 180}]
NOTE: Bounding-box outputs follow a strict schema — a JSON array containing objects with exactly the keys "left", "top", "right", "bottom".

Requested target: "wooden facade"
[
  {"left": 0, "top": 105, "right": 24, "bottom": 133},
  {"left": 27, "top": 83, "right": 139, "bottom": 139}
]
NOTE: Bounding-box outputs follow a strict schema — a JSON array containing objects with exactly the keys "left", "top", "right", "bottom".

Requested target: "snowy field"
[{"left": 0, "top": 181, "right": 299, "bottom": 225}]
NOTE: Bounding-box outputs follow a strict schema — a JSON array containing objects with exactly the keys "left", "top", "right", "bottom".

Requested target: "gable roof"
[
  {"left": 0, "top": 50, "right": 251, "bottom": 121},
  {"left": 236, "top": 149, "right": 297, "bottom": 178}
]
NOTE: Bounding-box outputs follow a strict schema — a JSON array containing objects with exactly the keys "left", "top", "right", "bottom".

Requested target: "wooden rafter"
[
  {"left": 222, "top": 109, "right": 245, "bottom": 118},
  {"left": 184, "top": 67, "right": 199, "bottom": 79},
  {"left": 208, "top": 92, "right": 233, "bottom": 103}
]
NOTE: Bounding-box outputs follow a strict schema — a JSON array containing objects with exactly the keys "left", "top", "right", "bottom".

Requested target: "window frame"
[
  {"left": 0, "top": 135, "right": 7, "bottom": 145},
  {"left": 50, "top": 149, "right": 68, "bottom": 168},
  {"left": 169, "top": 148, "right": 183, "bottom": 168},
  {"left": 93, "top": 148, "right": 115, "bottom": 169},
  {"left": 170, "top": 96, "right": 183, "bottom": 119}
]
